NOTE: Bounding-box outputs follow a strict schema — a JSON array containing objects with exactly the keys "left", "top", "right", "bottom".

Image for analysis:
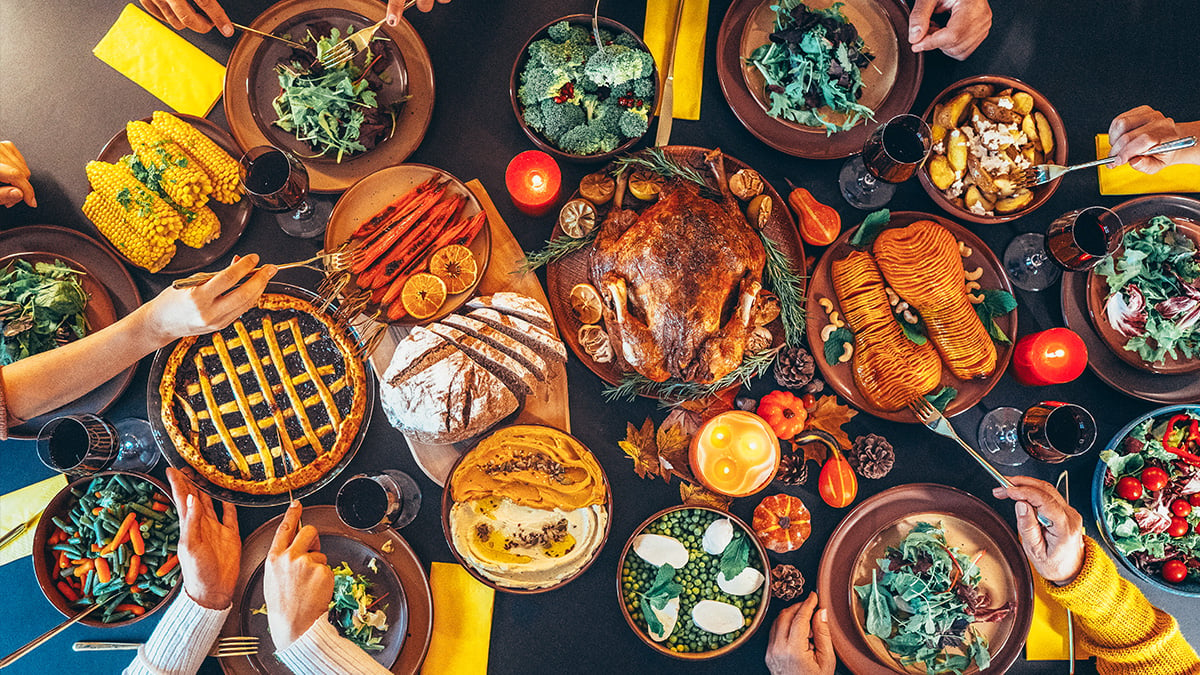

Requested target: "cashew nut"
[
  {"left": 965, "top": 280, "right": 982, "bottom": 292},
  {"left": 820, "top": 323, "right": 838, "bottom": 342},
  {"left": 838, "top": 342, "right": 853, "bottom": 363},
  {"left": 903, "top": 310, "right": 918, "bottom": 324},
  {"left": 964, "top": 266, "right": 985, "bottom": 281},
  {"left": 968, "top": 292, "right": 985, "bottom": 304},
  {"left": 958, "top": 241, "right": 973, "bottom": 257},
  {"left": 829, "top": 311, "right": 845, "bottom": 328},
  {"left": 885, "top": 287, "right": 899, "bottom": 305},
  {"left": 895, "top": 301, "right": 909, "bottom": 313},
  {"left": 818, "top": 297, "right": 835, "bottom": 315}
]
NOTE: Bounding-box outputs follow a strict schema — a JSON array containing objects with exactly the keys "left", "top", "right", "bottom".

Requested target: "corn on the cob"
[
  {"left": 178, "top": 205, "right": 221, "bottom": 248},
  {"left": 82, "top": 192, "right": 175, "bottom": 272},
  {"left": 86, "top": 159, "right": 185, "bottom": 239},
  {"left": 127, "top": 120, "right": 212, "bottom": 208},
  {"left": 151, "top": 111, "right": 241, "bottom": 204}
]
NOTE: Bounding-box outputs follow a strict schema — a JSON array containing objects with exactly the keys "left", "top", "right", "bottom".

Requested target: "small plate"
[
  {"left": 324, "top": 164, "right": 491, "bottom": 326},
  {"left": 0, "top": 225, "right": 141, "bottom": 439},
  {"left": 805, "top": 211, "right": 1016, "bottom": 422},
  {"left": 96, "top": 114, "right": 252, "bottom": 274},
  {"left": 225, "top": 0, "right": 435, "bottom": 193},
  {"left": 818, "top": 484, "right": 1033, "bottom": 675},
  {"left": 717, "top": 0, "right": 922, "bottom": 159},
  {"left": 219, "top": 506, "right": 432, "bottom": 675}
]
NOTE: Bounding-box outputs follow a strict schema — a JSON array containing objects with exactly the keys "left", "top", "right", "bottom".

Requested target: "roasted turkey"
[{"left": 589, "top": 149, "right": 768, "bottom": 384}]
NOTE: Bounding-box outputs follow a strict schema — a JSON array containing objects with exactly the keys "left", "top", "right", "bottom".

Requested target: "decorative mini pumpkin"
[
  {"left": 756, "top": 390, "right": 808, "bottom": 441},
  {"left": 818, "top": 448, "right": 857, "bottom": 508},
  {"left": 752, "top": 493, "right": 812, "bottom": 554}
]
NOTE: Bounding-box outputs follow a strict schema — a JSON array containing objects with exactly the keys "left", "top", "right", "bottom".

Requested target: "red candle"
[
  {"left": 505, "top": 150, "right": 561, "bottom": 217},
  {"left": 1012, "top": 327, "right": 1088, "bottom": 386}
]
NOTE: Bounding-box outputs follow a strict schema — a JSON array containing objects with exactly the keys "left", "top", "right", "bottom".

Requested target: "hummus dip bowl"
[{"left": 441, "top": 424, "right": 612, "bottom": 594}]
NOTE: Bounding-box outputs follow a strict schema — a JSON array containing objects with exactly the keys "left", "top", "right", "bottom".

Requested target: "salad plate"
[
  {"left": 716, "top": 0, "right": 922, "bottom": 159},
  {"left": 219, "top": 506, "right": 433, "bottom": 675}
]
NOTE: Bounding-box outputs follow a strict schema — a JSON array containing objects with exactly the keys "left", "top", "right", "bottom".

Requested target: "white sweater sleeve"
[
  {"left": 123, "top": 592, "right": 230, "bottom": 675},
  {"left": 275, "top": 616, "right": 392, "bottom": 675}
]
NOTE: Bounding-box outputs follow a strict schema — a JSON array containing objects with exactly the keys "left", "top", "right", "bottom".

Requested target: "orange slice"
[
  {"left": 428, "top": 244, "right": 478, "bottom": 294},
  {"left": 569, "top": 283, "right": 603, "bottom": 324},
  {"left": 401, "top": 273, "right": 447, "bottom": 320}
]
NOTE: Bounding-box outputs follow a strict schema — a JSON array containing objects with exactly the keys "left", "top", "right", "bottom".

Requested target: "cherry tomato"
[
  {"left": 1172, "top": 500, "right": 1193, "bottom": 517},
  {"left": 1141, "top": 466, "right": 1170, "bottom": 492},
  {"left": 1190, "top": 493, "right": 1200, "bottom": 508},
  {"left": 1162, "top": 559, "right": 1188, "bottom": 584},
  {"left": 1115, "top": 476, "right": 1143, "bottom": 502},
  {"left": 1168, "top": 517, "right": 1190, "bottom": 538}
]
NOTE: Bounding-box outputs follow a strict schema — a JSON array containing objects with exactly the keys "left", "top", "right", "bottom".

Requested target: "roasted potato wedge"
[
  {"left": 967, "top": 154, "right": 999, "bottom": 193},
  {"left": 938, "top": 92, "right": 974, "bottom": 128},
  {"left": 964, "top": 185, "right": 996, "bottom": 212},
  {"left": 946, "top": 129, "right": 968, "bottom": 174},
  {"left": 1011, "top": 92, "right": 1035, "bottom": 116},
  {"left": 929, "top": 154, "right": 956, "bottom": 190},
  {"left": 1021, "top": 114, "right": 1038, "bottom": 143},
  {"left": 994, "top": 189, "right": 1034, "bottom": 213},
  {"left": 1035, "top": 112, "right": 1054, "bottom": 154},
  {"left": 931, "top": 123, "right": 948, "bottom": 146},
  {"left": 981, "top": 100, "right": 1019, "bottom": 124},
  {"left": 962, "top": 84, "right": 995, "bottom": 98}
]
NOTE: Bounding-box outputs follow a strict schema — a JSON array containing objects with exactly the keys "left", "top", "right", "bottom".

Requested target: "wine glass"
[
  {"left": 977, "top": 401, "right": 1097, "bottom": 467},
  {"left": 336, "top": 470, "right": 422, "bottom": 532},
  {"left": 37, "top": 414, "right": 159, "bottom": 476},
  {"left": 839, "top": 113, "right": 932, "bottom": 210},
  {"left": 1004, "top": 206, "right": 1122, "bottom": 292},
  {"left": 238, "top": 145, "right": 332, "bottom": 239}
]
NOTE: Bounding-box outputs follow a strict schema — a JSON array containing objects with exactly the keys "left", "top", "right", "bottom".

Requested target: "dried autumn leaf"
[
  {"left": 806, "top": 395, "right": 857, "bottom": 450},
  {"left": 793, "top": 439, "right": 829, "bottom": 466},
  {"left": 677, "top": 391, "right": 735, "bottom": 422},
  {"left": 680, "top": 482, "right": 734, "bottom": 511},
  {"left": 657, "top": 418, "right": 695, "bottom": 484},
  {"left": 620, "top": 418, "right": 664, "bottom": 480}
]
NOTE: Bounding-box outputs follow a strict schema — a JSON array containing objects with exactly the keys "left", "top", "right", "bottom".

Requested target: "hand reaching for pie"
[
  {"left": 144, "top": 254, "right": 276, "bottom": 346},
  {"left": 264, "top": 502, "right": 334, "bottom": 650}
]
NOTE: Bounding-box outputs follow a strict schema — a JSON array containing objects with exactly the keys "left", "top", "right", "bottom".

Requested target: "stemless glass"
[
  {"left": 977, "top": 401, "right": 1097, "bottom": 466},
  {"left": 1004, "top": 206, "right": 1122, "bottom": 292},
  {"left": 336, "top": 470, "right": 422, "bottom": 532},
  {"left": 238, "top": 145, "right": 331, "bottom": 239},
  {"left": 37, "top": 414, "right": 160, "bottom": 476},
  {"left": 839, "top": 114, "right": 932, "bottom": 209}
]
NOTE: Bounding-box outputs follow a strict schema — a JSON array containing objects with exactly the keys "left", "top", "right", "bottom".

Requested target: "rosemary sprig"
[
  {"left": 759, "top": 232, "right": 806, "bottom": 347},
  {"left": 518, "top": 230, "right": 597, "bottom": 273},
  {"left": 603, "top": 346, "right": 783, "bottom": 403},
  {"left": 611, "top": 148, "right": 721, "bottom": 199}
]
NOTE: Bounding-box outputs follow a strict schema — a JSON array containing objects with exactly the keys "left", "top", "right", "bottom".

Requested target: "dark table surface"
[{"left": 2, "top": 0, "right": 1198, "bottom": 673}]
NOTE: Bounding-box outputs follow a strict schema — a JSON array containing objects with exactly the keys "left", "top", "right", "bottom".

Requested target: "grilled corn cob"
[
  {"left": 151, "top": 111, "right": 241, "bottom": 204},
  {"left": 82, "top": 191, "right": 175, "bottom": 272},
  {"left": 178, "top": 205, "right": 221, "bottom": 248},
  {"left": 127, "top": 120, "right": 212, "bottom": 208}
]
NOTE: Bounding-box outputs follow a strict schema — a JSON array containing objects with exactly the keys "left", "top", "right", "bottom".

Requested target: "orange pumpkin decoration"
[
  {"left": 818, "top": 449, "right": 858, "bottom": 508},
  {"left": 752, "top": 493, "right": 812, "bottom": 554}
]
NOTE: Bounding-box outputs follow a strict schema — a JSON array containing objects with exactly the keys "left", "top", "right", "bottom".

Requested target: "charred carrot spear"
[
  {"left": 352, "top": 177, "right": 439, "bottom": 239},
  {"left": 352, "top": 186, "right": 446, "bottom": 274},
  {"left": 365, "top": 196, "right": 464, "bottom": 290},
  {"left": 358, "top": 196, "right": 460, "bottom": 289}
]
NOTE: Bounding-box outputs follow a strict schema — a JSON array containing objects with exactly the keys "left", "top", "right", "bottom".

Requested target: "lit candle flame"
[{"left": 530, "top": 172, "right": 545, "bottom": 190}]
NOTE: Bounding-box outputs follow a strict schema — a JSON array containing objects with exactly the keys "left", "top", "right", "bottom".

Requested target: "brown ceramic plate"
[
  {"left": 509, "top": 14, "right": 657, "bottom": 164},
  {"left": 817, "top": 484, "right": 1033, "bottom": 675},
  {"left": 1062, "top": 195, "right": 1200, "bottom": 404},
  {"left": 224, "top": 0, "right": 435, "bottom": 194},
  {"left": 0, "top": 225, "right": 141, "bottom": 439},
  {"left": 32, "top": 471, "right": 179, "bottom": 627},
  {"left": 1086, "top": 210, "right": 1200, "bottom": 374},
  {"left": 917, "top": 75, "right": 1068, "bottom": 224},
  {"left": 717, "top": 0, "right": 922, "bottom": 159},
  {"left": 440, "top": 424, "right": 611, "bottom": 594},
  {"left": 544, "top": 146, "right": 807, "bottom": 397},
  {"left": 616, "top": 505, "right": 770, "bottom": 660},
  {"left": 805, "top": 211, "right": 1016, "bottom": 423},
  {"left": 219, "top": 506, "right": 432, "bottom": 675},
  {"left": 96, "top": 114, "right": 251, "bottom": 274},
  {"left": 0, "top": 252, "right": 117, "bottom": 351},
  {"left": 324, "top": 164, "right": 491, "bottom": 326}
]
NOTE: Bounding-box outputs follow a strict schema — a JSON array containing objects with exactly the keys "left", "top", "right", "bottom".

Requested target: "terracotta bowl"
[
  {"left": 32, "top": 471, "right": 180, "bottom": 627},
  {"left": 509, "top": 14, "right": 658, "bottom": 163},
  {"left": 917, "top": 75, "right": 1068, "bottom": 224},
  {"left": 616, "top": 505, "right": 771, "bottom": 660}
]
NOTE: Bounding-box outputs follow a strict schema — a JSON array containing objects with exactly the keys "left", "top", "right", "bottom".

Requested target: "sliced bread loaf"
[
  {"left": 466, "top": 308, "right": 568, "bottom": 363},
  {"left": 428, "top": 322, "right": 537, "bottom": 398},
  {"left": 466, "top": 292, "right": 555, "bottom": 332},
  {"left": 441, "top": 314, "right": 550, "bottom": 380}
]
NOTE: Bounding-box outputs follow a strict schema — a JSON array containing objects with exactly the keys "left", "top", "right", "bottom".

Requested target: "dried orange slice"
[
  {"left": 628, "top": 169, "right": 664, "bottom": 201},
  {"left": 569, "top": 283, "right": 603, "bottom": 324},
  {"left": 401, "top": 273, "right": 447, "bottom": 320},
  {"left": 428, "top": 244, "right": 478, "bottom": 294},
  {"left": 558, "top": 198, "right": 597, "bottom": 239}
]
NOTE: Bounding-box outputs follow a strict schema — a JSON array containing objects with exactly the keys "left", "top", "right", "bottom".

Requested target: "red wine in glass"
[
  {"left": 336, "top": 470, "right": 422, "bottom": 532},
  {"left": 1019, "top": 401, "right": 1097, "bottom": 463},
  {"left": 238, "top": 145, "right": 330, "bottom": 238},
  {"left": 840, "top": 114, "right": 932, "bottom": 209},
  {"left": 36, "top": 414, "right": 118, "bottom": 477},
  {"left": 1046, "top": 206, "right": 1122, "bottom": 271}
]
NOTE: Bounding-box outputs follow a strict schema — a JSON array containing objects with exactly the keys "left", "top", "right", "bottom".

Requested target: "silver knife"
[
  {"left": 654, "top": 0, "right": 687, "bottom": 147},
  {"left": 0, "top": 511, "right": 43, "bottom": 551},
  {"left": 73, "top": 641, "right": 141, "bottom": 651},
  {"left": 1055, "top": 470, "right": 1075, "bottom": 674}
]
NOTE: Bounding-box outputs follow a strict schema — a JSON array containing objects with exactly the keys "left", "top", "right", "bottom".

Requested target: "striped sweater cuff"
[
  {"left": 276, "top": 617, "right": 391, "bottom": 675},
  {"left": 124, "top": 592, "right": 229, "bottom": 675}
]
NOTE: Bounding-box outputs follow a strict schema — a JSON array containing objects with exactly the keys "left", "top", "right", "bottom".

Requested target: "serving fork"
[
  {"left": 906, "top": 397, "right": 1053, "bottom": 528},
  {"left": 1015, "top": 135, "right": 1196, "bottom": 188},
  {"left": 171, "top": 244, "right": 363, "bottom": 289},
  {"left": 317, "top": 0, "right": 417, "bottom": 69}
]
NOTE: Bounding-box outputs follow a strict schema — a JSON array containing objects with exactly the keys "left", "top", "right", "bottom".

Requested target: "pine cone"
[
  {"left": 775, "top": 451, "right": 809, "bottom": 485},
  {"left": 771, "top": 564, "right": 805, "bottom": 601},
  {"left": 847, "top": 433, "right": 895, "bottom": 479},
  {"left": 774, "top": 346, "right": 815, "bottom": 389}
]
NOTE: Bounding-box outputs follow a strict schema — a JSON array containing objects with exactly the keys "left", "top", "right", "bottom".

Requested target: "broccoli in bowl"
[{"left": 515, "top": 19, "right": 657, "bottom": 158}]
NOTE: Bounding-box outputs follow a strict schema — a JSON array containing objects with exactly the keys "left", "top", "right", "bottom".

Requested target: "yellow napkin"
[
  {"left": 94, "top": 4, "right": 226, "bottom": 117},
  {"left": 421, "top": 562, "right": 494, "bottom": 675},
  {"left": 0, "top": 474, "right": 67, "bottom": 567},
  {"left": 1095, "top": 134, "right": 1200, "bottom": 195},
  {"left": 1025, "top": 570, "right": 1092, "bottom": 661},
  {"left": 644, "top": 0, "right": 710, "bottom": 121}
]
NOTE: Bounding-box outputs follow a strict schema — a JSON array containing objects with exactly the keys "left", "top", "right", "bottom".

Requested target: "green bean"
[
  {"left": 128, "top": 502, "right": 165, "bottom": 520},
  {"left": 83, "top": 569, "right": 95, "bottom": 596},
  {"left": 110, "top": 474, "right": 132, "bottom": 494},
  {"left": 146, "top": 584, "right": 171, "bottom": 597},
  {"left": 51, "top": 516, "right": 73, "bottom": 532}
]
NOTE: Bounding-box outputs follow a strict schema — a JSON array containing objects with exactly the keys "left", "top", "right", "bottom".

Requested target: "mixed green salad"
[
  {"left": 1096, "top": 215, "right": 1200, "bottom": 364},
  {"left": 746, "top": 0, "right": 876, "bottom": 135},
  {"left": 854, "top": 522, "right": 1011, "bottom": 675},
  {"left": 328, "top": 561, "right": 390, "bottom": 651},
  {"left": 1100, "top": 409, "right": 1200, "bottom": 585},
  {"left": 0, "top": 259, "right": 89, "bottom": 366}
]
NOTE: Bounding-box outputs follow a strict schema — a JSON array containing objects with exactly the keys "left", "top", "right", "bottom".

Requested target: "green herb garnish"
[
  {"left": 604, "top": 345, "right": 782, "bottom": 403},
  {"left": 639, "top": 563, "right": 682, "bottom": 637},
  {"left": 718, "top": 533, "right": 751, "bottom": 580},
  {"left": 973, "top": 289, "right": 1018, "bottom": 345},
  {"left": 848, "top": 208, "right": 891, "bottom": 247}
]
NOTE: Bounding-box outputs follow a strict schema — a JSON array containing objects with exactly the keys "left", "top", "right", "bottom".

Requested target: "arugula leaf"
[
  {"left": 848, "top": 209, "right": 891, "bottom": 247},
  {"left": 823, "top": 326, "right": 854, "bottom": 365},
  {"left": 865, "top": 569, "right": 893, "bottom": 637},
  {"left": 923, "top": 386, "right": 957, "bottom": 413},
  {"left": 719, "top": 533, "right": 751, "bottom": 581}
]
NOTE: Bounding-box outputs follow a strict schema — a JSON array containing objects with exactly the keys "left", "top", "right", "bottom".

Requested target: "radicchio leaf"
[{"left": 1106, "top": 284, "right": 1149, "bottom": 337}]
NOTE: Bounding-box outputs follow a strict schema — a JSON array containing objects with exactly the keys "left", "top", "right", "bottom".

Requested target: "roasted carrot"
[
  {"left": 74, "top": 559, "right": 95, "bottom": 578},
  {"left": 352, "top": 186, "right": 446, "bottom": 274},
  {"left": 151, "top": 501, "right": 170, "bottom": 512},
  {"left": 57, "top": 581, "right": 80, "bottom": 603},
  {"left": 155, "top": 554, "right": 179, "bottom": 577},
  {"left": 101, "top": 511, "right": 138, "bottom": 555},
  {"left": 130, "top": 526, "right": 146, "bottom": 556},
  {"left": 352, "top": 177, "right": 439, "bottom": 239},
  {"left": 116, "top": 603, "right": 146, "bottom": 616},
  {"left": 355, "top": 192, "right": 455, "bottom": 285},
  {"left": 125, "top": 555, "right": 141, "bottom": 585},
  {"left": 364, "top": 196, "right": 464, "bottom": 290}
]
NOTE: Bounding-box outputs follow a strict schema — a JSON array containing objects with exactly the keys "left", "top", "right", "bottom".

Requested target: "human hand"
[
  {"left": 993, "top": 476, "right": 1085, "bottom": 584},
  {"left": 140, "top": 0, "right": 233, "bottom": 37},
  {"left": 143, "top": 254, "right": 276, "bottom": 345},
  {"left": 167, "top": 467, "right": 240, "bottom": 610},
  {"left": 264, "top": 502, "right": 333, "bottom": 650},
  {"left": 765, "top": 592, "right": 836, "bottom": 675},
  {"left": 388, "top": 0, "right": 451, "bottom": 25},
  {"left": 0, "top": 141, "right": 36, "bottom": 208},
  {"left": 1108, "top": 105, "right": 1198, "bottom": 174},
  {"left": 908, "top": 0, "right": 992, "bottom": 60}
]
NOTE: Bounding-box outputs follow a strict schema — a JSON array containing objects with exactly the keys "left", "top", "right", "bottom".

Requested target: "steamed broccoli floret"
[
  {"left": 584, "top": 45, "right": 654, "bottom": 87},
  {"left": 533, "top": 38, "right": 589, "bottom": 69},
  {"left": 613, "top": 32, "right": 640, "bottom": 49},
  {"left": 558, "top": 123, "right": 621, "bottom": 156},
  {"left": 522, "top": 102, "right": 546, "bottom": 132},
  {"left": 629, "top": 75, "right": 656, "bottom": 99},
  {"left": 619, "top": 107, "right": 650, "bottom": 138},
  {"left": 518, "top": 66, "right": 572, "bottom": 107},
  {"left": 547, "top": 20, "right": 589, "bottom": 44},
  {"left": 581, "top": 95, "right": 623, "bottom": 136},
  {"left": 540, "top": 100, "right": 587, "bottom": 144}
]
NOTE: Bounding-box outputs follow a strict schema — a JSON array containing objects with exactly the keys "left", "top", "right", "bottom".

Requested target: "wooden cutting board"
[{"left": 367, "top": 179, "right": 570, "bottom": 486}]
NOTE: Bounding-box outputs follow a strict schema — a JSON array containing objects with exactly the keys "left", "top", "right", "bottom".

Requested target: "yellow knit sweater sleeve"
[{"left": 1044, "top": 536, "right": 1200, "bottom": 675}]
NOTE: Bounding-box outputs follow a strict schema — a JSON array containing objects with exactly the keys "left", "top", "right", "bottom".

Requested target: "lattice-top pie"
[{"left": 159, "top": 293, "right": 367, "bottom": 495}]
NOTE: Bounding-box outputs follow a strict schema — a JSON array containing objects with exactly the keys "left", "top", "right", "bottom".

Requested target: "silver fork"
[
  {"left": 72, "top": 635, "right": 260, "bottom": 657},
  {"left": 906, "top": 397, "right": 1053, "bottom": 528},
  {"left": 1016, "top": 136, "right": 1196, "bottom": 188},
  {"left": 318, "top": 1, "right": 415, "bottom": 70},
  {"left": 172, "top": 244, "right": 363, "bottom": 289}
]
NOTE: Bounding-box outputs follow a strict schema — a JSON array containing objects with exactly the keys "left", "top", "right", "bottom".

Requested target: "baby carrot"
[
  {"left": 115, "top": 603, "right": 146, "bottom": 616},
  {"left": 95, "top": 557, "right": 112, "bottom": 584},
  {"left": 125, "top": 555, "right": 141, "bottom": 585},
  {"left": 155, "top": 554, "right": 179, "bottom": 577},
  {"left": 56, "top": 581, "right": 80, "bottom": 603},
  {"left": 130, "top": 526, "right": 146, "bottom": 556},
  {"left": 101, "top": 512, "right": 138, "bottom": 555}
]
